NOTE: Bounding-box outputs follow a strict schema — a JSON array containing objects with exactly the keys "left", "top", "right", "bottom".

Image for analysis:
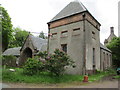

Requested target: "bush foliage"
[
  {"left": 46, "top": 49, "right": 75, "bottom": 76},
  {"left": 23, "top": 49, "right": 75, "bottom": 76},
  {"left": 23, "top": 57, "right": 45, "bottom": 75},
  {"left": 2, "top": 55, "right": 17, "bottom": 67},
  {"left": 107, "top": 37, "right": 120, "bottom": 68}
]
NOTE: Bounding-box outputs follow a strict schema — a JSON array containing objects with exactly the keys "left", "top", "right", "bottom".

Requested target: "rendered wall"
[
  {"left": 85, "top": 20, "right": 100, "bottom": 74},
  {"left": 49, "top": 21, "right": 84, "bottom": 75}
]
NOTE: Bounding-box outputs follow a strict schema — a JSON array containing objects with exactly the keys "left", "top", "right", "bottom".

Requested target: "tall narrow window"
[
  {"left": 92, "top": 31, "right": 95, "bottom": 39},
  {"left": 93, "top": 48, "right": 95, "bottom": 68},
  {"left": 103, "top": 52, "right": 105, "bottom": 70},
  {"left": 107, "top": 54, "right": 109, "bottom": 67},
  {"left": 61, "top": 44, "right": 67, "bottom": 53}
]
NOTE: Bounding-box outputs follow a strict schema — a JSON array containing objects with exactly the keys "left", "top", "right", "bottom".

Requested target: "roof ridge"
[
  {"left": 49, "top": 1, "right": 87, "bottom": 22},
  {"left": 72, "top": 0, "right": 87, "bottom": 10}
]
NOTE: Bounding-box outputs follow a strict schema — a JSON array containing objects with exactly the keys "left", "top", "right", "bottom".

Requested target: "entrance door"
[{"left": 19, "top": 47, "right": 32, "bottom": 66}]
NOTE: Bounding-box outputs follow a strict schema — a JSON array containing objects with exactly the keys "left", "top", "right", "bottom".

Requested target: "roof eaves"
[
  {"left": 87, "top": 11, "right": 101, "bottom": 26},
  {"left": 47, "top": 11, "right": 87, "bottom": 24},
  {"left": 100, "top": 47, "right": 112, "bottom": 53},
  {"left": 20, "top": 34, "right": 30, "bottom": 51}
]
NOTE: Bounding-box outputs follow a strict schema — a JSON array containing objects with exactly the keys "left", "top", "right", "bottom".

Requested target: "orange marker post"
[{"left": 83, "top": 75, "right": 88, "bottom": 82}]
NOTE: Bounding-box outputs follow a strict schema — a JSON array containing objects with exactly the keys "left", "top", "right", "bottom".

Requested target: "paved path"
[
  {"left": 0, "top": 83, "right": 10, "bottom": 89},
  {"left": 1, "top": 80, "right": 119, "bottom": 88}
]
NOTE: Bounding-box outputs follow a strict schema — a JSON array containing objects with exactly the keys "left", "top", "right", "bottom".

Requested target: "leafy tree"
[
  {"left": 107, "top": 37, "right": 120, "bottom": 68},
  {"left": 9, "top": 27, "right": 29, "bottom": 48},
  {"left": 0, "top": 6, "right": 13, "bottom": 51},
  {"left": 39, "top": 31, "right": 47, "bottom": 39}
]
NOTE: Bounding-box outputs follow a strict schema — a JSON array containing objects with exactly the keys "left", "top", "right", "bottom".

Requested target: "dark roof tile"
[{"left": 3, "top": 47, "right": 21, "bottom": 56}]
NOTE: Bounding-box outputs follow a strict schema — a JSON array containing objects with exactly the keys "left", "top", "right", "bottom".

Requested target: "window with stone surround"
[
  {"left": 72, "top": 28, "right": 80, "bottom": 36},
  {"left": 52, "top": 33, "right": 57, "bottom": 38},
  {"left": 73, "top": 28, "right": 80, "bottom": 31},
  {"left": 61, "top": 31, "right": 68, "bottom": 37}
]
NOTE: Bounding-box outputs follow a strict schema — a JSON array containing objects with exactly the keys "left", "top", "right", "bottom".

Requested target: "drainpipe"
[
  {"left": 47, "top": 23, "right": 50, "bottom": 55},
  {"left": 82, "top": 13, "right": 86, "bottom": 75}
]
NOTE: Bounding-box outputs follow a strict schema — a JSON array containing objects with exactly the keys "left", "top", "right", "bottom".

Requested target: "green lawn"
[{"left": 2, "top": 68, "right": 116, "bottom": 84}]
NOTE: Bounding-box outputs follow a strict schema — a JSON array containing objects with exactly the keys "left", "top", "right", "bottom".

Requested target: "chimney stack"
[{"left": 110, "top": 27, "right": 114, "bottom": 34}]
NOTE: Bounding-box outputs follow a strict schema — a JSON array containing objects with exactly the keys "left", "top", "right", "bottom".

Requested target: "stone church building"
[
  {"left": 2, "top": 1, "right": 112, "bottom": 75},
  {"left": 47, "top": 1, "right": 112, "bottom": 75},
  {"left": 104, "top": 27, "right": 117, "bottom": 45},
  {"left": 19, "top": 34, "right": 47, "bottom": 66}
]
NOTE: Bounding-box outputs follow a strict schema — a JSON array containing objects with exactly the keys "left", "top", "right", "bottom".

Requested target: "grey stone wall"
[
  {"left": 100, "top": 49, "right": 112, "bottom": 71},
  {"left": 19, "top": 35, "right": 34, "bottom": 66},
  {"left": 49, "top": 21, "right": 84, "bottom": 75},
  {"left": 85, "top": 20, "right": 100, "bottom": 73},
  {"left": 48, "top": 12, "right": 111, "bottom": 75}
]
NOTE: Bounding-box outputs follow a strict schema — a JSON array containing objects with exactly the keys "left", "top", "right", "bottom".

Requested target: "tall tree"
[
  {"left": 107, "top": 37, "right": 120, "bottom": 68},
  {"left": 1, "top": 6, "right": 13, "bottom": 52},
  {"left": 39, "top": 31, "right": 47, "bottom": 39},
  {"left": 9, "top": 27, "right": 29, "bottom": 48}
]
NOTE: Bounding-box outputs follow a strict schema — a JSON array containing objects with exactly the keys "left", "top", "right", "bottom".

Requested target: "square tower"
[{"left": 47, "top": 1, "right": 101, "bottom": 75}]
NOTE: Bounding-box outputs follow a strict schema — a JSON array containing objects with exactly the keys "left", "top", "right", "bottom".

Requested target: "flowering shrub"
[
  {"left": 38, "top": 51, "right": 48, "bottom": 59},
  {"left": 46, "top": 49, "right": 75, "bottom": 76},
  {"left": 23, "top": 49, "right": 75, "bottom": 76}
]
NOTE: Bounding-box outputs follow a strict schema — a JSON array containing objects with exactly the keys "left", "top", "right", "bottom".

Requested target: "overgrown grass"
[
  {"left": 2, "top": 68, "right": 83, "bottom": 84},
  {"left": 2, "top": 68, "right": 116, "bottom": 84},
  {"left": 113, "top": 75, "right": 120, "bottom": 79},
  {"left": 88, "top": 69, "right": 116, "bottom": 82}
]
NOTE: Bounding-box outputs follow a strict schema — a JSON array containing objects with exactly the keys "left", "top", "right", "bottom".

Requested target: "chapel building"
[
  {"left": 104, "top": 27, "right": 117, "bottom": 45},
  {"left": 47, "top": 1, "right": 112, "bottom": 75}
]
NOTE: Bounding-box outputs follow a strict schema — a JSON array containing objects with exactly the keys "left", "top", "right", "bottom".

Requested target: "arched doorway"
[
  {"left": 23, "top": 47, "right": 32, "bottom": 58},
  {"left": 19, "top": 47, "right": 32, "bottom": 66}
]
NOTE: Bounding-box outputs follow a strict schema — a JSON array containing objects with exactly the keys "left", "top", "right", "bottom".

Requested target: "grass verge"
[
  {"left": 113, "top": 75, "right": 120, "bottom": 79},
  {"left": 2, "top": 68, "right": 116, "bottom": 84}
]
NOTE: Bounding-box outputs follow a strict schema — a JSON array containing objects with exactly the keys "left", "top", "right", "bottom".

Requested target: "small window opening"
[
  {"left": 61, "top": 44, "right": 67, "bottom": 53},
  {"left": 73, "top": 28, "right": 80, "bottom": 31}
]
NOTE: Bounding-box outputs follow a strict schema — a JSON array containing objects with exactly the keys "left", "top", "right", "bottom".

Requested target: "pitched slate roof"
[
  {"left": 50, "top": 0, "right": 87, "bottom": 22},
  {"left": 3, "top": 47, "right": 21, "bottom": 56},
  {"left": 29, "top": 35, "right": 47, "bottom": 51},
  {"left": 100, "top": 43, "right": 111, "bottom": 52}
]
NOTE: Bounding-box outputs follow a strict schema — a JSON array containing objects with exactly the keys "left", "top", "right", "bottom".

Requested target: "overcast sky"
[{"left": 0, "top": 0, "right": 119, "bottom": 44}]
